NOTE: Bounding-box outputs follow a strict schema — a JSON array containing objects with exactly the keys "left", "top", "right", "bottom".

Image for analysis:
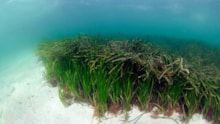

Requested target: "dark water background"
[{"left": 0, "top": 0, "right": 220, "bottom": 70}]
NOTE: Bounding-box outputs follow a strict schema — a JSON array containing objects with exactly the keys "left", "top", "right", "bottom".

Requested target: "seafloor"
[
  {"left": 3, "top": 34, "right": 220, "bottom": 124},
  {"left": 0, "top": 48, "right": 211, "bottom": 124}
]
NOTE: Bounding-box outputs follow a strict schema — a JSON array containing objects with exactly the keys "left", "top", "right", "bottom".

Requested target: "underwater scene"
[{"left": 0, "top": 0, "right": 220, "bottom": 124}]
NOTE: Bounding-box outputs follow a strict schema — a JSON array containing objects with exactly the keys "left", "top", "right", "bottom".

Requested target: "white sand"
[{"left": 0, "top": 49, "right": 212, "bottom": 124}]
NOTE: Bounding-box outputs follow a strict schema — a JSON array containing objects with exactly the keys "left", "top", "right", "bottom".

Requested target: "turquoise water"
[
  {"left": 0, "top": 1, "right": 219, "bottom": 123},
  {"left": 0, "top": 0, "right": 220, "bottom": 69}
]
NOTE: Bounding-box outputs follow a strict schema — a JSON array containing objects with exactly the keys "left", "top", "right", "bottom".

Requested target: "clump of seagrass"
[{"left": 37, "top": 35, "right": 220, "bottom": 123}]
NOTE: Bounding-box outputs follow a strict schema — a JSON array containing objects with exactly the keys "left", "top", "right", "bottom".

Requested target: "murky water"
[
  {"left": 0, "top": 0, "right": 220, "bottom": 78},
  {"left": 0, "top": 1, "right": 220, "bottom": 124}
]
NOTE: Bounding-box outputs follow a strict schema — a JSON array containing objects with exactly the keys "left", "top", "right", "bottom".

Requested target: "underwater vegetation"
[{"left": 37, "top": 34, "right": 220, "bottom": 123}]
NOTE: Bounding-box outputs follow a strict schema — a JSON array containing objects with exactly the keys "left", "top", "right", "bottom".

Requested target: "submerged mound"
[{"left": 37, "top": 34, "right": 220, "bottom": 123}]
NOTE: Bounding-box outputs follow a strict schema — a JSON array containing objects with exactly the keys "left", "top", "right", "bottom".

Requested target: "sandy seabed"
[{"left": 0, "top": 49, "right": 212, "bottom": 124}]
